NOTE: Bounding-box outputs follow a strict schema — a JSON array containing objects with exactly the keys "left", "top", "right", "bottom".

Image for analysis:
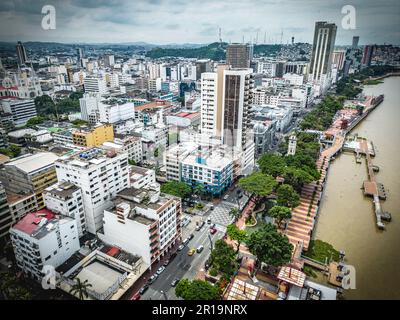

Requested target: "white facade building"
[
  {"left": 10, "top": 210, "right": 80, "bottom": 281},
  {"left": 99, "top": 187, "right": 182, "bottom": 266},
  {"left": 43, "top": 182, "right": 87, "bottom": 237},
  {"left": 55, "top": 148, "right": 129, "bottom": 234}
]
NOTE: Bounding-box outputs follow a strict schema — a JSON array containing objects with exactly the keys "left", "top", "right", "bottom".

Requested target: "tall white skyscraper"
[
  {"left": 309, "top": 21, "right": 337, "bottom": 82},
  {"left": 200, "top": 66, "right": 255, "bottom": 174}
]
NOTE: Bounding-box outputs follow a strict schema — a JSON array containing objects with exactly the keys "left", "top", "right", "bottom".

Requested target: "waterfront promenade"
[{"left": 285, "top": 95, "right": 383, "bottom": 251}]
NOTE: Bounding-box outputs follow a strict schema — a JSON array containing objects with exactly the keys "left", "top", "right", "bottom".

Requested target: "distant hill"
[{"left": 146, "top": 42, "right": 283, "bottom": 60}]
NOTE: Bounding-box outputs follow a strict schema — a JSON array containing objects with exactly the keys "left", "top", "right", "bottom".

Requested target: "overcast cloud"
[{"left": 0, "top": 0, "right": 399, "bottom": 45}]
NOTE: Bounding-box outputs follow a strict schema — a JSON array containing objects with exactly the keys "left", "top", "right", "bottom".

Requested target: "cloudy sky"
[{"left": 0, "top": 0, "right": 399, "bottom": 45}]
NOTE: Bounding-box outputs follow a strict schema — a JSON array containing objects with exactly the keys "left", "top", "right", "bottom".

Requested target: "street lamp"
[
  {"left": 160, "top": 290, "right": 168, "bottom": 300},
  {"left": 208, "top": 234, "right": 213, "bottom": 251}
]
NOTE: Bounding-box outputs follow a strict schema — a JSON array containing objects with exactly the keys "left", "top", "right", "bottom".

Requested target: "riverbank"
[{"left": 313, "top": 76, "right": 400, "bottom": 299}]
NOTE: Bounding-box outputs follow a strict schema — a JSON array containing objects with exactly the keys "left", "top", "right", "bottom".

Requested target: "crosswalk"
[{"left": 209, "top": 201, "right": 236, "bottom": 227}]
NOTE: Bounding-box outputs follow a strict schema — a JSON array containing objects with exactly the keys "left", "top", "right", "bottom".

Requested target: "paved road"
[{"left": 140, "top": 223, "right": 224, "bottom": 300}]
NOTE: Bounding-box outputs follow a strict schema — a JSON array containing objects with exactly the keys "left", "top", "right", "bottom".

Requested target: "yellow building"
[
  {"left": 0, "top": 153, "right": 59, "bottom": 209},
  {"left": 72, "top": 124, "right": 114, "bottom": 147}
]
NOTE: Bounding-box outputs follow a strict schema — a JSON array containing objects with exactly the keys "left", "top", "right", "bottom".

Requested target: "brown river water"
[{"left": 313, "top": 76, "right": 400, "bottom": 299}]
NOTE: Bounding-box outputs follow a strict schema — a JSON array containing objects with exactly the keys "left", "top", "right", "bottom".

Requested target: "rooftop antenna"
[
  {"left": 218, "top": 27, "right": 222, "bottom": 45},
  {"left": 264, "top": 31, "right": 267, "bottom": 44},
  {"left": 280, "top": 29, "right": 283, "bottom": 44},
  {"left": 242, "top": 35, "right": 245, "bottom": 44},
  {"left": 256, "top": 31, "right": 259, "bottom": 45}
]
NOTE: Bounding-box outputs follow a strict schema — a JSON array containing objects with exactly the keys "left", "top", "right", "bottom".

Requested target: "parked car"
[
  {"left": 195, "top": 221, "right": 205, "bottom": 231},
  {"left": 131, "top": 292, "right": 141, "bottom": 300},
  {"left": 163, "top": 259, "right": 170, "bottom": 267},
  {"left": 210, "top": 205, "right": 215, "bottom": 210},
  {"left": 183, "top": 238, "right": 190, "bottom": 246},
  {"left": 148, "top": 274, "right": 158, "bottom": 284},
  {"left": 177, "top": 244, "right": 185, "bottom": 251},
  {"left": 156, "top": 266, "right": 165, "bottom": 275},
  {"left": 188, "top": 233, "right": 194, "bottom": 240},
  {"left": 210, "top": 228, "right": 217, "bottom": 235},
  {"left": 223, "top": 194, "right": 229, "bottom": 200},
  {"left": 187, "top": 249, "right": 196, "bottom": 256},
  {"left": 196, "top": 245, "right": 204, "bottom": 253},
  {"left": 207, "top": 217, "right": 211, "bottom": 224},
  {"left": 171, "top": 278, "right": 180, "bottom": 287},
  {"left": 209, "top": 223, "right": 216, "bottom": 229},
  {"left": 139, "top": 285, "right": 149, "bottom": 294}
]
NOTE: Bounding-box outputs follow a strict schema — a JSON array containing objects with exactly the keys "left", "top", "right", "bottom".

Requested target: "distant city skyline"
[{"left": 0, "top": 0, "right": 399, "bottom": 45}]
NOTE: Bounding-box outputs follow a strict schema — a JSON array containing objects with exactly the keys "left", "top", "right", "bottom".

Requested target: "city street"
[{"left": 139, "top": 221, "right": 224, "bottom": 300}]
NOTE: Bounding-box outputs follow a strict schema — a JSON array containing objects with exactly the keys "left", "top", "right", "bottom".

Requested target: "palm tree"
[
  {"left": 193, "top": 184, "right": 205, "bottom": 201},
  {"left": 228, "top": 208, "right": 241, "bottom": 222},
  {"left": 69, "top": 278, "right": 92, "bottom": 300}
]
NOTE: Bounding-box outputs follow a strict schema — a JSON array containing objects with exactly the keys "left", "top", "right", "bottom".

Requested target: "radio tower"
[
  {"left": 280, "top": 29, "right": 283, "bottom": 44},
  {"left": 264, "top": 31, "right": 267, "bottom": 44}
]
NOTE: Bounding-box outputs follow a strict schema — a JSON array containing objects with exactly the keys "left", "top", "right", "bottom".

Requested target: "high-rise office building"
[
  {"left": 352, "top": 36, "right": 360, "bottom": 49},
  {"left": 309, "top": 21, "right": 337, "bottom": 82},
  {"left": 226, "top": 44, "right": 253, "bottom": 68},
  {"left": 362, "top": 45, "right": 375, "bottom": 67},
  {"left": 16, "top": 41, "right": 28, "bottom": 66},
  {"left": 200, "top": 66, "right": 255, "bottom": 173}
]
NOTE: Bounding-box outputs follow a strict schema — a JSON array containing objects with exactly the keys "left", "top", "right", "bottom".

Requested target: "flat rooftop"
[
  {"left": 44, "top": 182, "right": 79, "bottom": 199},
  {"left": 75, "top": 261, "right": 123, "bottom": 295},
  {"left": 5, "top": 152, "right": 58, "bottom": 174}
]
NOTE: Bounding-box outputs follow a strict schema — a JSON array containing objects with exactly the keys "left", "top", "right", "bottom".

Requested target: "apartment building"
[
  {"left": 0, "top": 153, "right": 59, "bottom": 209},
  {"left": 180, "top": 148, "right": 233, "bottom": 197},
  {"left": 0, "top": 98, "right": 37, "bottom": 127},
  {"left": 72, "top": 123, "right": 114, "bottom": 147},
  {"left": 55, "top": 148, "right": 129, "bottom": 234},
  {"left": 102, "top": 135, "right": 143, "bottom": 163},
  {"left": 10, "top": 209, "right": 80, "bottom": 281},
  {"left": 99, "top": 186, "right": 182, "bottom": 266},
  {"left": 43, "top": 182, "right": 86, "bottom": 237},
  {"left": 165, "top": 142, "right": 198, "bottom": 181}
]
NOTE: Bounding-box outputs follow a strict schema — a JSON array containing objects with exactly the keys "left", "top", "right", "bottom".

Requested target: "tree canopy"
[
  {"left": 175, "top": 278, "right": 220, "bottom": 300},
  {"left": 257, "top": 154, "right": 286, "bottom": 178},
  {"left": 226, "top": 224, "right": 247, "bottom": 253},
  {"left": 246, "top": 223, "right": 293, "bottom": 267},
  {"left": 238, "top": 172, "right": 277, "bottom": 199},
  {"left": 209, "top": 239, "right": 237, "bottom": 277},
  {"left": 276, "top": 184, "right": 300, "bottom": 208},
  {"left": 0, "top": 145, "right": 21, "bottom": 158},
  {"left": 160, "top": 181, "right": 192, "bottom": 199},
  {"left": 268, "top": 205, "right": 292, "bottom": 227}
]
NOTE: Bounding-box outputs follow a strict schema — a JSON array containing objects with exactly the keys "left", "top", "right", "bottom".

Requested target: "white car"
[
  {"left": 157, "top": 266, "right": 165, "bottom": 275},
  {"left": 223, "top": 194, "right": 229, "bottom": 200}
]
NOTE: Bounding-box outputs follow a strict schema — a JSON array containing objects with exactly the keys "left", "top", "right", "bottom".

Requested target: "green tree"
[
  {"left": 160, "top": 181, "right": 192, "bottom": 199},
  {"left": 0, "top": 145, "right": 21, "bottom": 158},
  {"left": 175, "top": 278, "right": 220, "bottom": 300},
  {"left": 258, "top": 154, "right": 286, "bottom": 177},
  {"left": 246, "top": 223, "right": 293, "bottom": 268},
  {"left": 153, "top": 147, "right": 159, "bottom": 158},
  {"left": 26, "top": 116, "right": 48, "bottom": 127},
  {"left": 268, "top": 205, "right": 292, "bottom": 228},
  {"left": 238, "top": 172, "right": 277, "bottom": 202},
  {"left": 69, "top": 278, "right": 92, "bottom": 300},
  {"left": 193, "top": 183, "right": 206, "bottom": 200},
  {"left": 228, "top": 207, "right": 241, "bottom": 222},
  {"left": 209, "top": 239, "right": 237, "bottom": 277},
  {"left": 72, "top": 119, "right": 88, "bottom": 127},
  {"left": 282, "top": 167, "right": 314, "bottom": 192},
  {"left": 226, "top": 224, "right": 247, "bottom": 254},
  {"left": 34, "top": 95, "right": 56, "bottom": 116},
  {"left": 276, "top": 184, "right": 300, "bottom": 208}
]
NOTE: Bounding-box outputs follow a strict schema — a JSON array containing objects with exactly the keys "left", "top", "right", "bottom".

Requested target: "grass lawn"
[{"left": 303, "top": 239, "right": 340, "bottom": 264}]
